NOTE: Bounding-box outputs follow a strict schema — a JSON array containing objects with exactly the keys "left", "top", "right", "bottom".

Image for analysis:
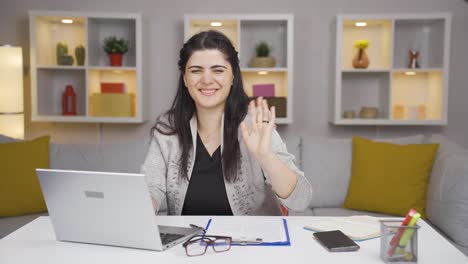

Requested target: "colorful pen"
[
  {"left": 397, "top": 213, "right": 421, "bottom": 250},
  {"left": 387, "top": 209, "right": 417, "bottom": 257}
]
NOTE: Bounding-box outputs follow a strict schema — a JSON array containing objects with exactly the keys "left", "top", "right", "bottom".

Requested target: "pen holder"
[{"left": 380, "top": 220, "right": 420, "bottom": 263}]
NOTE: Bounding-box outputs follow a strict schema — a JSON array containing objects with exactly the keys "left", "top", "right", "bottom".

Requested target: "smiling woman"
[{"left": 141, "top": 30, "right": 312, "bottom": 216}]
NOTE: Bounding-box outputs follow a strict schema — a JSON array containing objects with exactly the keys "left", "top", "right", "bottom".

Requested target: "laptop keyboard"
[{"left": 160, "top": 233, "right": 185, "bottom": 245}]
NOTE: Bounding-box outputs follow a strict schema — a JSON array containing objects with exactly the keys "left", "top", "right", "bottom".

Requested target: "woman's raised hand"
[{"left": 240, "top": 97, "right": 276, "bottom": 158}]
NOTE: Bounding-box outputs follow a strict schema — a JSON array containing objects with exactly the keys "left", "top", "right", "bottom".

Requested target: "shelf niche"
[
  {"left": 36, "top": 69, "right": 86, "bottom": 116},
  {"left": 240, "top": 20, "right": 287, "bottom": 68},
  {"left": 391, "top": 71, "right": 443, "bottom": 120},
  {"left": 88, "top": 18, "right": 137, "bottom": 67},
  {"left": 35, "top": 16, "right": 86, "bottom": 66},
  {"left": 341, "top": 72, "right": 390, "bottom": 119},
  {"left": 393, "top": 19, "right": 445, "bottom": 69},
  {"left": 341, "top": 19, "right": 392, "bottom": 70}
]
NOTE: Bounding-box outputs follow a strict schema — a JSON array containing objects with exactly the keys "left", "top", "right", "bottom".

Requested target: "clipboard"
[{"left": 203, "top": 218, "right": 291, "bottom": 246}]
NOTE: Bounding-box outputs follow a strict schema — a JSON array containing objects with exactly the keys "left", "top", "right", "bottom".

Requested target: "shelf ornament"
[
  {"left": 103, "top": 36, "right": 129, "bottom": 67},
  {"left": 56, "top": 42, "right": 74, "bottom": 65},
  {"left": 62, "top": 85, "right": 77, "bottom": 116},
  {"left": 75, "top": 45, "right": 85, "bottom": 66},
  {"left": 352, "top": 39, "right": 369, "bottom": 69},
  {"left": 249, "top": 41, "right": 276, "bottom": 68},
  {"left": 408, "top": 50, "right": 420, "bottom": 68}
]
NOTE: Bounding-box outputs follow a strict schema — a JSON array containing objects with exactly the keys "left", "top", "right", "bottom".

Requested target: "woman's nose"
[{"left": 201, "top": 72, "right": 214, "bottom": 84}]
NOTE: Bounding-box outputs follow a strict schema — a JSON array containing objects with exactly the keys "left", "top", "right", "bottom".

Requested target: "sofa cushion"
[
  {"left": 312, "top": 207, "right": 393, "bottom": 217},
  {"left": 0, "top": 136, "right": 50, "bottom": 217},
  {"left": 289, "top": 207, "right": 315, "bottom": 216},
  {"left": 0, "top": 134, "right": 21, "bottom": 143},
  {"left": 343, "top": 137, "right": 438, "bottom": 218},
  {"left": 302, "top": 134, "right": 426, "bottom": 208},
  {"left": 50, "top": 138, "right": 150, "bottom": 173},
  {"left": 425, "top": 135, "right": 468, "bottom": 248},
  {"left": 282, "top": 135, "right": 302, "bottom": 169}
]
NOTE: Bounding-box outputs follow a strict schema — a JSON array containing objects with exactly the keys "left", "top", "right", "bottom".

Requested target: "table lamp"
[{"left": 0, "top": 45, "right": 24, "bottom": 139}]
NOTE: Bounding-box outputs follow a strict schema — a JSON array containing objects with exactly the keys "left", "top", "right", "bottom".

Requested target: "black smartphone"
[{"left": 313, "top": 230, "right": 360, "bottom": 252}]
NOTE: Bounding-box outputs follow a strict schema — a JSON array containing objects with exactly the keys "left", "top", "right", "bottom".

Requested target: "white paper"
[{"left": 205, "top": 218, "right": 286, "bottom": 242}]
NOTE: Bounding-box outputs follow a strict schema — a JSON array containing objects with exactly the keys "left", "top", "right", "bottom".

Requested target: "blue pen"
[{"left": 201, "top": 218, "right": 212, "bottom": 240}]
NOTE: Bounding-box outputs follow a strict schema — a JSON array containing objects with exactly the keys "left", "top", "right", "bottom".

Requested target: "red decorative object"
[
  {"left": 62, "top": 85, "right": 77, "bottom": 115},
  {"left": 109, "top": 53, "right": 123, "bottom": 66},
  {"left": 101, "top": 82, "right": 124, "bottom": 93}
]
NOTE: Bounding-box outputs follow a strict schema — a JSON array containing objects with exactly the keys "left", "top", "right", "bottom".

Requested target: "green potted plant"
[
  {"left": 249, "top": 41, "right": 276, "bottom": 68},
  {"left": 103, "top": 36, "right": 128, "bottom": 67}
]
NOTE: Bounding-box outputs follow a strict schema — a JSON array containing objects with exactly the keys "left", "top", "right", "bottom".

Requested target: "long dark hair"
[{"left": 151, "top": 30, "right": 249, "bottom": 183}]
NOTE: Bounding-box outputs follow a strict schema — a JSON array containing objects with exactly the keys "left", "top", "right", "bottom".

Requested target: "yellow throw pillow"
[
  {"left": 343, "top": 136, "right": 439, "bottom": 218},
  {"left": 0, "top": 136, "right": 50, "bottom": 217}
]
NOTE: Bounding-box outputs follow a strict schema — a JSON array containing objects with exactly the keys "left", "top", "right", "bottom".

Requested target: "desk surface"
[{"left": 1, "top": 216, "right": 466, "bottom": 264}]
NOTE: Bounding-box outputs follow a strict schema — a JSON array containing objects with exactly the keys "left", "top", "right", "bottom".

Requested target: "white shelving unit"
[
  {"left": 332, "top": 14, "right": 451, "bottom": 125},
  {"left": 29, "top": 11, "right": 143, "bottom": 123},
  {"left": 184, "top": 14, "right": 294, "bottom": 124}
]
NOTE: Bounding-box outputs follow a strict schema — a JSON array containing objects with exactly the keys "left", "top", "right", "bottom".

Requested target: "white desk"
[{"left": 1, "top": 216, "right": 466, "bottom": 264}]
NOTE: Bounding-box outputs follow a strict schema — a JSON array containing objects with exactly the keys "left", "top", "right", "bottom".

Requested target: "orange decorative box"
[{"left": 100, "top": 83, "right": 124, "bottom": 93}]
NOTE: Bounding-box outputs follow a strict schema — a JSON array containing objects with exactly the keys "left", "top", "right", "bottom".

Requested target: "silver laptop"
[{"left": 36, "top": 169, "right": 202, "bottom": 251}]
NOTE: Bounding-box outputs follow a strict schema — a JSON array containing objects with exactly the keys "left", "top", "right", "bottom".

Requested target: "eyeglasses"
[{"left": 183, "top": 235, "right": 232, "bottom": 257}]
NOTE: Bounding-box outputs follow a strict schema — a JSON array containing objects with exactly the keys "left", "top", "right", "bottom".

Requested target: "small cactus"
[
  {"left": 56, "top": 42, "right": 68, "bottom": 64},
  {"left": 75, "top": 45, "right": 85, "bottom": 66}
]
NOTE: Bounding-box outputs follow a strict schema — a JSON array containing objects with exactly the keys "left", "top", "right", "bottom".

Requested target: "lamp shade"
[
  {"left": 0, "top": 46, "right": 23, "bottom": 112},
  {"left": 0, "top": 46, "right": 24, "bottom": 139}
]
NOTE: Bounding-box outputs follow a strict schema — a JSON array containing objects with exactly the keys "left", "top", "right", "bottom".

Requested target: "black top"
[{"left": 181, "top": 134, "right": 233, "bottom": 215}]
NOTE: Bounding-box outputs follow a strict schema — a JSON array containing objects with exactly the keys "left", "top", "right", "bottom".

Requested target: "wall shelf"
[
  {"left": 332, "top": 14, "right": 451, "bottom": 125},
  {"left": 29, "top": 11, "right": 143, "bottom": 123}
]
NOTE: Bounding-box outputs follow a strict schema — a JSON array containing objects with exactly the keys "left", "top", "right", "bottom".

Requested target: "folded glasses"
[{"left": 183, "top": 235, "right": 232, "bottom": 257}]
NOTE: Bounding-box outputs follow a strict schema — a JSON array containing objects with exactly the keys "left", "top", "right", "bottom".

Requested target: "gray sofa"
[{"left": 1, "top": 133, "right": 467, "bottom": 256}]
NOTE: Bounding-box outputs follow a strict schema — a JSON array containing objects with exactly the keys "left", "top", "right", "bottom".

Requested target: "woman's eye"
[
  {"left": 214, "top": 69, "right": 224, "bottom": 73},
  {"left": 190, "top": 70, "right": 201, "bottom": 73}
]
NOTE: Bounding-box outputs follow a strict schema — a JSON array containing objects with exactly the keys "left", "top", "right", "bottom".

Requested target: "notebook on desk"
[
  {"left": 36, "top": 169, "right": 202, "bottom": 251},
  {"left": 304, "top": 215, "right": 380, "bottom": 241}
]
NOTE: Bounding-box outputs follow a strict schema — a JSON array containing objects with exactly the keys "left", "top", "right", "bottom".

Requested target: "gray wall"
[{"left": 2, "top": 0, "right": 467, "bottom": 147}]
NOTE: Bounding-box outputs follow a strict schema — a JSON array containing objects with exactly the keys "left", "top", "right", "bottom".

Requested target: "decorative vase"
[
  {"left": 352, "top": 48, "right": 369, "bottom": 69},
  {"left": 249, "top": 56, "right": 276, "bottom": 68},
  {"left": 62, "top": 85, "right": 77, "bottom": 115},
  {"left": 109, "top": 53, "right": 123, "bottom": 67}
]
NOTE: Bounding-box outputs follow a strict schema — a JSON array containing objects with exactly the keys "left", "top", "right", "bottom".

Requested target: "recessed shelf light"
[
  {"left": 355, "top": 22, "right": 367, "bottom": 27},
  {"left": 258, "top": 71, "right": 268, "bottom": 75},
  {"left": 61, "top": 19, "right": 74, "bottom": 24},
  {"left": 210, "top": 21, "right": 223, "bottom": 27},
  {"left": 405, "top": 71, "right": 417, "bottom": 76}
]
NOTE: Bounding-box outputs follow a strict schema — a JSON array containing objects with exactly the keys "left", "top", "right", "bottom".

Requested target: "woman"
[{"left": 142, "top": 30, "right": 312, "bottom": 215}]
